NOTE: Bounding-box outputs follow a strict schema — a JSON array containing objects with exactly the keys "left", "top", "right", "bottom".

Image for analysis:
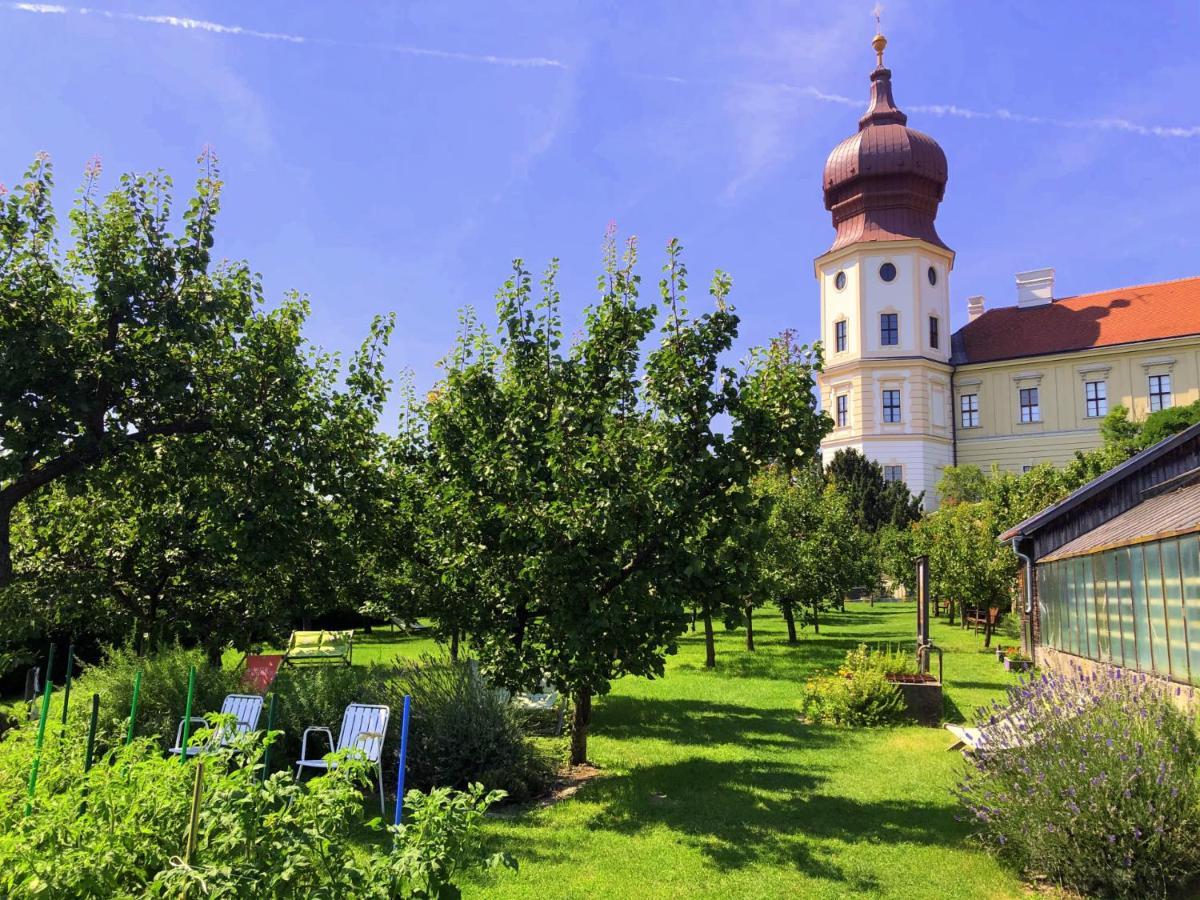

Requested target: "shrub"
[
  {"left": 271, "top": 656, "right": 555, "bottom": 802},
  {"left": 955, "top": 664, "right": 1200, "bottom": 898},
  {"left": 0, "top": 724, "right": 510, "bottom": 898},
  {"left": 803, "top": 644, "right": 907, "bottom": 726},
  {"left": 64, "top": 644, "right": 244, "bottom": 752}
]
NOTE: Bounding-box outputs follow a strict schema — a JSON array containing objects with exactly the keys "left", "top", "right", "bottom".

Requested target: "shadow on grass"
[{"left": 595, "top": 695, "right": 839, "bottom": 752}]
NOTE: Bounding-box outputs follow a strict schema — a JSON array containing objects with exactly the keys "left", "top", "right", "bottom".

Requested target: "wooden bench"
[
  {"left": 282, "top": 630, "right": 354, "bottom": 667},
  {"left": 966, "top": 607, "right": 1002, "bottom": 647}
]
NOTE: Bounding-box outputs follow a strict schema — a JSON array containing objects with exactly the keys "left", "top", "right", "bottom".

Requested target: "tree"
[
  {"left": 1, "top": 153, "right": 399, "bottom": 660},
  {"left": 874, "top": 523, "right": 917, "bottom": 599},
  {"left": 913, "top": 500, "right": 1017, "bottom": 636},
  {"left": 936, "top": 465, "right": 988, "bottom": 505},
  {"left": 825, "top": 448, "right": 922, "bottom": 531},
  {"left": 755, "top": 465, "right": 871, "bottom": 639},
  {"left": 422, "top": 236, "right": 828, "bottom": 764}
]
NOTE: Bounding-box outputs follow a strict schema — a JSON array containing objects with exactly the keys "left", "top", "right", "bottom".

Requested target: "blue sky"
[{"left": 3, "top": 1, "right": 1198, "bottom": 423}]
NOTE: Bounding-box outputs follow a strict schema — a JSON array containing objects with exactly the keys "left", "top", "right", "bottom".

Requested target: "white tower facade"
[{"left": 815, "top": 32, "right": 955, "bottom": 508}]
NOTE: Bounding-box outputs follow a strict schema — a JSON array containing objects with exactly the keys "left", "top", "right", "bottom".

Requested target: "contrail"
[
  {"left": 8, "top": 3, "right": 566, "bottom": 68},
  {"left": 9, "top": 3, "right": 1199, "bottom": 138}
]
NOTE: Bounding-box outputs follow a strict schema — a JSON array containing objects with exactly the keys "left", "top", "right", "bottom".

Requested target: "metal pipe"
[
  {"left": 24, "top": 645, "right": 55, "bottom": 816},
  {"left": 1011, "top": 538, "right": 1035, "bottom": 655},
  {"left": 60, "top": 643, "right": 74, "bottom": 726}
]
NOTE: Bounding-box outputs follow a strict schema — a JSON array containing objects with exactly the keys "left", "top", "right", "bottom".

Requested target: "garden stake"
[
  {"left": 24, "top": 654, "right": 55, "bottom": 816},
  {"left": 126, "top": 669, "right": 142, "bottom": 745},
  {"left": 60, "top": 643, "right": 75, "bottom": 726},
  {"left": 178, "top": 666, "right": 197, "bottom": 764},
  {"left": 392, "top": 694, "right": 412, "bottom": 831},
  {"left": 260, "top": 692, "right": 277, "bottom": 781},
  {"left": 84, "top": 693, "right": 100, "bottom": 772},
  {"left": 184, "top": 758, "right": 205, "bottom": 863}
]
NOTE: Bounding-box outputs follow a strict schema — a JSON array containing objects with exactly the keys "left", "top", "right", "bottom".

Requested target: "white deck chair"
[
  {"left": 171, "top": 693, "right": 265, "bottom": 757},
  {"left": 295, "top": 703, "right": 390, "bottom": 815},
  {"left": 512, "top": 679, "right": 565, "bottom": 735}
]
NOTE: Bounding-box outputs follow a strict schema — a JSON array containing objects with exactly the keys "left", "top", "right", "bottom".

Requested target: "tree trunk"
[
  {"left": 812, "top": 605, "right": 820, "bottom": 634},
  {"left": 449, "top": 629, "right": 460, "bottom": 661},
  {"left": 570, "top": 688, "right": 592, "bottom": 765},
  {"left": 702, "top": 610, "right": 716, "bottom": 669},
  {"left": 948, "top": 600, "right": 956, "bottom": 627},
  {"left": 0, "top": 505, "right": 11, "bottom": 586},
  {"left": 205, "top": 643, "right": 224, "bottom": 668},
  {"left": 745, "top": 606, "right": 755, "bottom": 651},
  {"left": 782, "top": 603, "right": 797, "bottom": 643}
]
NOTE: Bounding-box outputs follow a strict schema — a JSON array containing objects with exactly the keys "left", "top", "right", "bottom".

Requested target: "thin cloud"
[
  {"left": 8, "top": 3, "right": 566, "bottom": 69},
  {"left": 648, "top": 72, "right": 1200, "bottom": 140}
]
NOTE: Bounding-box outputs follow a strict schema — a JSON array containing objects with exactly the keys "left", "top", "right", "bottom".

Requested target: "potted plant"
[
  {"left": 1003, "top": 646, "right": 1033, "bottom": 672},
  {"left": 995, "top": 645, "right": 1012, "bottom": 662}
]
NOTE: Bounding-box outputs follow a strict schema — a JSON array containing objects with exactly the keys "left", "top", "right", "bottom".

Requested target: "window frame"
[
  {"left": 835, "top": 393, "right": 848, "bottom": 427},
  {"left": 880, "top": 313, "right": 899, "bottom": 347},
  {"left": 1019, "top": 386, "right": 1041, "bottom": 424},
  {"left": 960, "top": 392, "right": 979, "bottom": 428},
  {"left": 883, "top": 465, "right": 903, "bottom": 484},
  {"left": 882, "top": 389, "right": 901, "bottom": 424},
  {"left": 1149, "top": 373, "right": 1173, "bottom": 412},
  {"left": 1085, "top": 380, "right": 1107, "bottom": 418},
  {"left": 929, "top": 315, "right": 939, "bottom": 350},
  {"left": 834, "top": 319, "right": 847, "bottom": 353}
]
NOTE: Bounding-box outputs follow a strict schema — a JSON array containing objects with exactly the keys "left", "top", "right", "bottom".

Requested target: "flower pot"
[
  {"left": 885, "top": 673, "right": 942, "bottom": 726},
  {"left": 995, "top": 648, "right": 1006, "bottom": 662},
  {"left": 1003, "top": 658, "right": 1031, "bottom": 673}
]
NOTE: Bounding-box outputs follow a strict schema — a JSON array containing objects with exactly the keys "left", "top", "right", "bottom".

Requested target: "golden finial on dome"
[{"left": 872, "top": 3, "right": 887, "bottom": 67}]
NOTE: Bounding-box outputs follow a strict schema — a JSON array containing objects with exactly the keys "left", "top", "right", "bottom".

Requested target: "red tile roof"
[{"left": 951, "top": 276, "right": 1200, "bottom": 364}]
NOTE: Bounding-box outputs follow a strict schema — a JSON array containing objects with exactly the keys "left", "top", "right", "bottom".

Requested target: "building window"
[
  {"left": 1019, "top": 387, "right": 1040, "bottom": 423},
  {"left": 927, "top": 266, "right": 937, "bottom": 286},
  {"left": 1149, "top": 374, "right": 1173, "bottom": 412},
  {"left": 882, "top": 389, "right": 901, "bottom": 423},
  {"left": 883, "top": 465, "right": 903, "bottom": 483},
  {"left": 834, "top": 270, "right": 847, "bottom": 291},
  {"left": 834, "top": 320, "right": 847, "bottom": 353},
  {"left": 1085, "top": 380, "right": 1108, "bottom": 418},
  {"left": 879, "top": 262, "right": 897, "bottom": 282},
  {"left": 1022, "top": 465, "right": 1033, "bottom": 473},
  {"left": 880, "top": 313, "right": 898, "bottom": 346},
  {"left": 960, "top": 393, "right": 979, "bottom": 428},
  {"left": 836, "top": 394, "right": 848, "bottom": 427},
  {"left": 929, "top": 316, "right": 939, "bottom": 349}
]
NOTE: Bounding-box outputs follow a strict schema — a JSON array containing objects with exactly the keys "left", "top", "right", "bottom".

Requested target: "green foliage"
[
  {"left": 873, "top": 523, "right": 917, "bottom": 598},
  {"left": 913, "top": 500, "right": 1017, "bottom": 612},
  {"left": 825, "top": 448, "right": 922, "bottom": 532},
  {"left": 0, "top": 724, "right": 509, "bottom": 898},
  {"left": 957, "top": 665, "right": 1200, "bottom": 898},
  {"left": 936, "top": 465, "right": 988, "bottom": 505},
  {"left": 270, "top": 656, "right": 555, "bottom": 801},
  {"left": 801, "top": 643, "right": 909, "bottom": 727},
  {"left": 63, "top": 643, "right": 243, "bottom": 752},
  {"left": 755, "top": 465, "right": 872, "bottom": 633},
  {"left": 415, "top": 234, "right": 829, "bottom": 763},
  {"left": 1, "top": 153, "right": 399, "bottom": 659}
]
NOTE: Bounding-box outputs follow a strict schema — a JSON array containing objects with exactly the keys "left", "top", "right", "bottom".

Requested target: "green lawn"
[{"left": 366, "top": 603, "right": 1029, "bottom": 899}]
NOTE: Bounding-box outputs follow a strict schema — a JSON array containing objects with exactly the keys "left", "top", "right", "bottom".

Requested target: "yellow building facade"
[{"left": 814, "top": 34, "right": 1200, "bottom": 507}]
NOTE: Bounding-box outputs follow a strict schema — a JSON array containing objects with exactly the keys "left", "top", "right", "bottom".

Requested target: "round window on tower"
[
  {"left": 879, "top": 262, "right": 897, "bottom": 283},
  {"left": 834, "top": 271, "right": 847, "bottom": 291},
  {"left": 927, "top": 266, "right": 938, "bottom": 286}
]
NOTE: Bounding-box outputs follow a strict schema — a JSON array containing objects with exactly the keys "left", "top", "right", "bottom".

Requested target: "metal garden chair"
[
  {"left": 294, "top": 702, "right": 390, "bottom": 815},
  {"left": 171, "top": 693, "right": 265, "bottom": 757}
]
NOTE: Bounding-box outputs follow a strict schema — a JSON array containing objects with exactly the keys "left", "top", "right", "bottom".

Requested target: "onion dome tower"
[{"left": 814, "top": 30, "right": 955, "bottom": 510}]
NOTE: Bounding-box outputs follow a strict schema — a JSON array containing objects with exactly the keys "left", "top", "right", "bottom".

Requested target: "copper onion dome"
[{"left": 822, "top": 33, "right": 949, "bottom": 253}]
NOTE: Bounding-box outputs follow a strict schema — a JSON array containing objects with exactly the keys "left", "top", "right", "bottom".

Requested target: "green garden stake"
[
  {"left": 178, "top": 666, "right": 197, "bottom": 764},
  {"left": 84, "top": 693, "right": 100, "bottom": 772},
  {"left": 60, "top": 643, "right": 75, "bottom": 726},
  {"left": 184, "top": 758, "right": 205, "bottom": 865},
  {"left": 260, "top": 692, "right": 277, "bottom": 781},
  {"left": 126, "top": 670, "right": 143, "bottom": 746},
  {"left": 24, "top": 663, "right": 54, "bottom": 816}
]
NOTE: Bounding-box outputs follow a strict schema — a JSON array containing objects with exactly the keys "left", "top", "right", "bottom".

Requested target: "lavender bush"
[{"left": 956, "top": 663, "right": 1200, "bottom": 898}]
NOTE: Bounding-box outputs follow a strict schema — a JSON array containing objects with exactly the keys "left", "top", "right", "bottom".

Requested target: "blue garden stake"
[{"left": 392, "top": 695, "right": 412, "bottom": 828}]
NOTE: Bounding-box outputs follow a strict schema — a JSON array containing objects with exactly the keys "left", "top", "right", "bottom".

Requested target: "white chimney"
[
  {"left": 1016, "top": 268, "right": 1055, "bottom": 308},
  {"left": 967, "top": 295, "right": 986, "bottom": 322}
]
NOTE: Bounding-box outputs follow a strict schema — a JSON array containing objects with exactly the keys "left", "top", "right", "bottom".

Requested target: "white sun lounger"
[{"left": 295, "top": 702, "right": 390, "bottom": 815}]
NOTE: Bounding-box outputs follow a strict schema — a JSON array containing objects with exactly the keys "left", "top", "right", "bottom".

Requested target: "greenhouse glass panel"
[
  {"left": 1143, "top": 542, "right": 1171, "bottom": 677},
  {"left": 1115, "top": 548, "right": 1137, "bottom": 668},
  {"left": 1064, "top": 558, "right": 1080, "bottom": 655},
  {"left": 1083, "top": 554, "right": 1100, "bottom": 664},
  {"left": 1044, "top": 562, "right": 1059, "bottom": 648},
  {"left": 1074, "top": 557, "right": 1093, "bottom": 659},
  {"left": 1095, "top": 553, "right": 1113, "bottom": 663},
  {"left": 1037, "top": 566, "right": 1050, "bottom": 647},
  {"left": 1104, "top": 552, "right": 1125, "bottom": 666},
  {"left": 1179, "top": 536, "right": 1200, "bottom": 685},
  {"left": 1129, "top": 544, "right": 1153, "bottom": 673},
  {"left": 1162, "top": 539, "right": 1190, "bottom": 682}
]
